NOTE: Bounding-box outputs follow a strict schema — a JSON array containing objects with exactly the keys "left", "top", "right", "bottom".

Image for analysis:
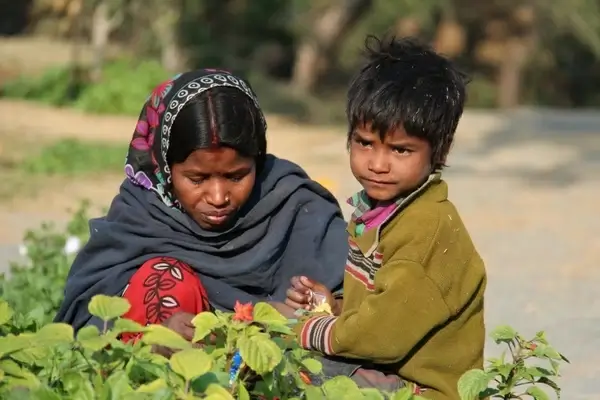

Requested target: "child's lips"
[{"left": 363, "top": 178, "right": 395, "bottom": 186}]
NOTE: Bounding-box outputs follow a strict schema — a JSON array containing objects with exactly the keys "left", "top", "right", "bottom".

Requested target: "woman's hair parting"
[
  {"left": 167, "top": 86, "right": 267, "bottom": 171},
  {"left": 346, "top": 34, "right": 469, "bottom": 168}
]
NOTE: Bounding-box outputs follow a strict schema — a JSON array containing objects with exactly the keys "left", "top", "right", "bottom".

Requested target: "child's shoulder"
[{"left": 380, "top": 181, "right": 470, "bottom": 261}]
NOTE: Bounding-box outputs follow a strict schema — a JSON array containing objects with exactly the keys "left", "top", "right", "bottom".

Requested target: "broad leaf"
[
  {"left": 191, "top": 312, "right": 220, "bottom": 343},
  {"left": 322, "top": 376, "right": 363, "bottom": 399},
  {"left": 169, "top": 349, "right": 213, "bottom": 381},
  {"left": 301, "top": 358, "right": 323, "bottom": 374},
  {"left": 457, "top": 369, "right": 492, "bottom": 400},
  {"left": 36, "top": 323, "right": 74, "bottom": 344},
  {"left": 0, "top": 300, "right": 14, "bottom": 326},
  {"left": 253, "top": 302, "right": 287, "bottom": 325},
  {"left": 88, "top": 295, "right": 131, "bottom": 321},
  {"left": 526, "top": 386, "right": 551, "bottom": 400},
  {"left": 204, "top": 383, "right": 235, "bottom": 399},
  {"left": 490, "top": 325, "right": 517, "bottom": 343},
  {"left": 141, "top": 324, "right": 191, "bottom": 350},
  {"left": 238, "top": 335, "right": 283, "bottom": 375}
]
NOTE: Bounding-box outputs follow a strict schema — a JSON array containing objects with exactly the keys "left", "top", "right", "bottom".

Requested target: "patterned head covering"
[{"left": 124, "top": 69, "right": 266, "bottom": 208}]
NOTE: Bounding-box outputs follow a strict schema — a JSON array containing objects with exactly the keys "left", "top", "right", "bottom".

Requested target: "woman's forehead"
[{"left": 176, "top": 147, "right": 254, "bottom": 172}]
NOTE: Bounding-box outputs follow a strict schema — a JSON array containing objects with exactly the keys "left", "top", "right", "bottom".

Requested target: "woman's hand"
[
  {"left": 285, "top": 276, "right": 340, "bottom": 315},
  {"left": 153, "top": 311, "right": 197, "bottom": 358}
]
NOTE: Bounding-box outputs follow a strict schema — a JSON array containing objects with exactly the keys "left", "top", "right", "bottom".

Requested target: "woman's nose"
[{"left": 205, "top": 180, "right": 229, "bottom": 207}]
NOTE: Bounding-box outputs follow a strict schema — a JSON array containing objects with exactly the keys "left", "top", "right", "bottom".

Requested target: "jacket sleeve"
[{"left": 294, "top": 259, "right": 451, "bottom": 364}]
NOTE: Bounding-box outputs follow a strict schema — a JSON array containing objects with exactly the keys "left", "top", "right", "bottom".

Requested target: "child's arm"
[{"left": 293, "top": 260, "right": 451, "bottom": 364}]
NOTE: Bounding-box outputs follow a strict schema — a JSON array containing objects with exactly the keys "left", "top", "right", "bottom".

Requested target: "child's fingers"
[
  {"left": 286, "top": 287, "right": 310, "bottom": 304},
  {"left": 291, "top": 276, "right": 311, "bottom": 293},
  {"left": 285, "top": 298, "right": 309, "bottom": 311},
  {"left": 299, "top": 276, "right": 316, "bottom": 289}
]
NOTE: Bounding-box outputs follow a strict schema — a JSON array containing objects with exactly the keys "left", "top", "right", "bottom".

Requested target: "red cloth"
[{"left": 120, "top": 256, "right": 211, "bottom": 342}]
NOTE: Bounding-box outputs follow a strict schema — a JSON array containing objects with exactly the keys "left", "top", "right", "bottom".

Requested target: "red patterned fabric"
[{"left": 120, "top": 257, "right": 211, "bottom": 342}]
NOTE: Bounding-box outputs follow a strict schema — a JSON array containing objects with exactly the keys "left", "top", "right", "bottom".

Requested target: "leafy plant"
[
  {"left": 458, "top": 326, "right": 569, "bottom": 400},
  {"left": 0, "top": 59, "right": 169, "bottom": 116},
  {"left": 0, "top": 201, "right": 92, "bottom": 330},
  {"left": 0, "top": 295, "right": 424, "bottom": 399},
  {"left": 21, "top": 138, "right": 126, "bottom": 176},
  {"left": 0, "top": 204, "right": 567, "bottom": 399}
]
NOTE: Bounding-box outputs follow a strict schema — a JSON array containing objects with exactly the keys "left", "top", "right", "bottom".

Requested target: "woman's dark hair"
[{"left": 167, "top": 86, "right": 267, "bottom": 172}]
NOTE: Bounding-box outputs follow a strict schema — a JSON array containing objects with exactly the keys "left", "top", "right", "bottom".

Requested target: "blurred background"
[{"left": 0, "top": 0, "right": 599, "bottom": 398}]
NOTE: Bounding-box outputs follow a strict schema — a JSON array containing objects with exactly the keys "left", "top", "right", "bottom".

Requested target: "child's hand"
[{"left": 285, "top": 276, "right": 336, "bottom": 313}]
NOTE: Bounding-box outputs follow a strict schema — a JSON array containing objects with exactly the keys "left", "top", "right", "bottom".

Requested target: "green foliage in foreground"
[{"left": 0, "top": 203, "right": 569, "bottom": 399}]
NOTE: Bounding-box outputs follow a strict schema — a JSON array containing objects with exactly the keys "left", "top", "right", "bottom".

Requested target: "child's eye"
[
  {"left": 393, "top": 147, "right": 412, "bottom": 155},
  {"left": 355, "top": 138, "right": 372, "bottom": 148}
]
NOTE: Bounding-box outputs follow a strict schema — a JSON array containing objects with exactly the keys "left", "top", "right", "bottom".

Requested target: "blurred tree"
[{"left": 290, "top": 0, "right": 374, "bottom": 92}]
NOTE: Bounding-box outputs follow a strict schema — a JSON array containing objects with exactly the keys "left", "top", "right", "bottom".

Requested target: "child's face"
[{"left": 349, "top": 124, "right": 432, "bottom": 202}]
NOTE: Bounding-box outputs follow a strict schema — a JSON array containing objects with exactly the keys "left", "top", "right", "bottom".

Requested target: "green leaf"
[
  {"left": 10, "top": 344, "right": 49, "bottom": 365},
  {"left": 135, "top": 378, "right": 168, "bottom": 393},
  {"left": 88, "top": 295, "right": 131, "bottom": 321},
  {"left": 0, "top": 300, "right": 14, "bottom": 326},
  {"left": 490, "top": 325, "right": 518, "bottom": 343},
  {"left": 238, "top": 334, "right": 283, "bottom": 375},
  {"left": 29, "top": 386, "right": 63, "bottom": 400},
  {"left": 237, "top": 384, "right": 251, "bottom": 400},
  {"left": 253, "top": 302, "right": 288, "bottom": 325},
  {"left": 141, "top": 324, "right": 192, "bottom": 350},
  {"left": 301, "top": 358, "right": 323, "bottom": 374},
  {"left": 104, "top": 370, "right": 134, "bottom": 399},
  {"left": 0, "top": 358, "right": 29, "bottom": 377},
  {"left": 191, "top": 312, "right": 220, "bottom": 343},
  {"left": 62, "top": 372, "right": 95, "bottom": 400},
  {"left": 36, "top": 323, "right": 74, "bottom": 344},
  {"left": 169, "top": 348, "right": 213, "bottom": 381},
  {"left": 538, "top": 376, "right": 560, "bottom": 392},
  {"left": 76, "top": 325, "right": 110, "bottom": 352},
  {"left": 0, "top": 335, "right": 31, "bottom": 357},
  {"left": 77, "top": 325, "right": 100, "bottom": 340},
  {"left": 204, "top": 383, "right": 235, "bottom": 399},
  {"left": 457, "top": 369, "right": 492, "bottom": 400},
  {"left": 112, "top": 318, "right": 147, "bottom": 334},
  {"left": 526, "top": 386, "right": 551, "bottom": 400},
  {"left": 304, "top": 385, "right": 326, "bottom": 400},
  {"left": 361, "top": 388, "right": 386, "bottom": 399},
  {"left": 322, "top": 376, "right": 363, "bottom": 399},
  {"left": 391, "top": 388, "right": 415, "bottom": 400}
]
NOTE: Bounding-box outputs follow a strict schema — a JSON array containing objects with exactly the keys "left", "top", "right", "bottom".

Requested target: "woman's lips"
[{"left": 199, "top": 210, "right": 234, "bottom": 224}]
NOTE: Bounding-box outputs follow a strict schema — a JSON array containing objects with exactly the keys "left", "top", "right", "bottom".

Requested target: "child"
[{"left": 286, "top": 35, "right": 486, "bottom": 399}]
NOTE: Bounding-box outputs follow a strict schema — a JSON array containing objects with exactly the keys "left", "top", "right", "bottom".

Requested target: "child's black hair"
[
  {"left": 167, "top": 86, "right": 267, "bottom": 172},
  {"left": 347, "top": 35, "right": 468, "bottom": 168}
]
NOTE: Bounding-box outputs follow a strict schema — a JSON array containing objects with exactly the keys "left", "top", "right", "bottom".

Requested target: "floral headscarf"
[{"left": 124, "top": 69, "right": 266, "bottom": 208}]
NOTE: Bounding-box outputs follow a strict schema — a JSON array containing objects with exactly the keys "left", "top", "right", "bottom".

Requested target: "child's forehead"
[{"left": 357, "top": 123, "right": 410, "bottom": 141}]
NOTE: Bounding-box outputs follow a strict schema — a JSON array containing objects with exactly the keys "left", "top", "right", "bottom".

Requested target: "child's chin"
[{"left": 364, "top": 188, "right": 399, "bottom": 203}]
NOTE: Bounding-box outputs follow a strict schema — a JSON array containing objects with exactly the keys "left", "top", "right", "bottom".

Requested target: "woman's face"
[{"left": 171, "top": 147, "right": 256, "bottom": 230}]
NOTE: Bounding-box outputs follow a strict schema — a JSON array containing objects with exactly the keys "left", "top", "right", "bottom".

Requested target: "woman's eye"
[{"left": 188, "top": 177, "right": 206, "bottom": 185}]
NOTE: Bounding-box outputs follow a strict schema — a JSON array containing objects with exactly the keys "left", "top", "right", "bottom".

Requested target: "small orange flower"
[
  {"left": 299, "top": 371, "right": 312, "bottom": 385},
  {"left": 529, "top": 343, "right": 538, "bottom": 350},
  {"left": 233, "top": 301, "right": 254, "bottom": 322}
]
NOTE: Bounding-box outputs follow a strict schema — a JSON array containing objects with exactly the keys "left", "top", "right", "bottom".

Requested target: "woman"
[{"left": 54, "top": 69, "right": 348, "bottom": 335}]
